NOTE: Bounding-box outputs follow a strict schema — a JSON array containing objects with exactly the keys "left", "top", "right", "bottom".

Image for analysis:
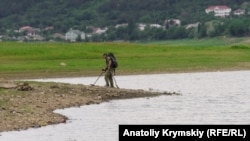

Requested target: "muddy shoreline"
[{"left": 0, "top": 80, "right": 177, "bottom": 132}]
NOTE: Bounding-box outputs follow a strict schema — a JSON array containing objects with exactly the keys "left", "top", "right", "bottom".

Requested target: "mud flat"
[{"left": 0, "top": 80, "right": 177, "bottom": 132}]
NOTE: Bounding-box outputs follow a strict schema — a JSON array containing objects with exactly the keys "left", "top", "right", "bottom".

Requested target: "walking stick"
[{"left": 112, "top": 74, "right": 119, "bottom": 88}]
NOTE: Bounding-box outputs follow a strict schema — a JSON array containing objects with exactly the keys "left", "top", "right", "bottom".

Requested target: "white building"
[
  {"left": 205, "top": 6, "right": 232, "bottom": 17},
  {"left": 186, "top": 22, "right": 200, "bottom": 29},
  {"left": 94, "top": 27, "right": 108, "bottom": 34},
  {"left": 65, "top": 29, "right": 85, "bottom": 42},
  {"left": 138, "top": 23, "right": 163, "bottom": 31},
  {"left": 233, "top": 9, "right": 245, "bottom": 16}
]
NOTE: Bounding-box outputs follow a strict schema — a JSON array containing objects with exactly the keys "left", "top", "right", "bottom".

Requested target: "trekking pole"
[
  {"left": 90, "top": 71, "right": 104, "bottom": 86},
  {"left": 112, "top": 75, "right": 119, "bottom": 88}
]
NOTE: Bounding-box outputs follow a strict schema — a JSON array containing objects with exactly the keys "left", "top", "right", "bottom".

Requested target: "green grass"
[{"left": 1, "top": 38, "right": 250, "bottom": 78}]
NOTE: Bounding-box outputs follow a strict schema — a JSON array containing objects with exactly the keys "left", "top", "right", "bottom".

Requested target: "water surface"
[{"left": 1, "top": 71, "right": 249, "bottom": 141}]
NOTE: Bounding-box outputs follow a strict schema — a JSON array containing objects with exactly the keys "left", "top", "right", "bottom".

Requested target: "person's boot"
[{"left": 105, "top": 83, "right": 109, "bottom": 87}]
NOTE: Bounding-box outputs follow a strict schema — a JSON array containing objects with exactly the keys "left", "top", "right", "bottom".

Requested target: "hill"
[
  {"left": 0, "top": 0, "right": 247, "bottom": 30},
  {"left": 0, "top": 0, "right": 249, "bottom": 41}
]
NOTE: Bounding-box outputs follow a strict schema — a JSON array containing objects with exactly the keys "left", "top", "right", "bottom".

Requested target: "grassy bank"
[{"left": 1, "top": 38, "right": 250, "bottom": 79}]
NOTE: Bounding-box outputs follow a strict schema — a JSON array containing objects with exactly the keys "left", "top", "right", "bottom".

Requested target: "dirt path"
[{"left": 0, "top": 80, "right": 178, "bottom": 132}]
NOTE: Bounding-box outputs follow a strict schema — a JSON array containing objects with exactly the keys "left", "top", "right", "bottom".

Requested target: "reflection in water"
[{"left": 1, "top": 71, "right": 250, "bottom": 141}]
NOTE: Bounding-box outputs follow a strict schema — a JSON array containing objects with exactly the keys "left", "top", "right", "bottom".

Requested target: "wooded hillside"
[
  {"left": 0, "top": 0, "right": 247, "bottom": 29},
  {"left": 0, "top": 0, "right": 249, "bottom": 41}
]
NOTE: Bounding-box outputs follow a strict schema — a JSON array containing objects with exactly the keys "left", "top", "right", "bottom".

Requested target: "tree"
[
  {"left": 166, "top": 26, "right": 187, "bottom": 39},
  {"left": 127, "top": 18, "right": 138, "bottom": 40},
  {"left": 76, "top": 35, "right": 82, "bottom": 42},
  {"left": 204, "top": 20, "right": 223, "bottom": 37},
  {"left": 228, "top": 19, "right": 249, "bottom": 36}
]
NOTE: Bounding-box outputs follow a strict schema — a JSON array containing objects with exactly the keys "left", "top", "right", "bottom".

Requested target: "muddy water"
[{"left": 0, "top": 71, "right": 250, "bottom": 141}]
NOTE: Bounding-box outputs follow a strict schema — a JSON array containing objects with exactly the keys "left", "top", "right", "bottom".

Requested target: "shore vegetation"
[{"left": 1, "top": 38, "right": 250, "bottom": 79}]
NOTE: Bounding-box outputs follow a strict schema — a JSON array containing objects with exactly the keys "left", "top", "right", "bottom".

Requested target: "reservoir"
[{"left": 0, "top": 71, "right": 249, "bottom": 141}]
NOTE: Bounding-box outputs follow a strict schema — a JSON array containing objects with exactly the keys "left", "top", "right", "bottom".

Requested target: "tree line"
[
  {"left": 85, "top": 16, "right": 250, "bottom": 42},
  {"left": 0, "top": 0, "right": 249, "bottom": 41}
]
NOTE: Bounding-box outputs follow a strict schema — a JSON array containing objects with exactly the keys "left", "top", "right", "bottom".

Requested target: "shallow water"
[{"left": 1, "top": 71, "right": 250, "bottom": 141}]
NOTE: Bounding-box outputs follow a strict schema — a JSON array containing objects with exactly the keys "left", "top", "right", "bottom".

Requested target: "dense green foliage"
[
  {"left": 1, "top": 38, "right": 250, "bottom": 78},
  {"left": 0, "top": 0, "right": 247, "bottom": 29},
  {"left": 0, "top": 0, "right": 250, "bottom": 40}
]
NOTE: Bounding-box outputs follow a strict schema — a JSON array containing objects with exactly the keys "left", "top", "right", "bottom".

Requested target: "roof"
[
  {"left": 67, "top": 29, "right": 83, "bottom": 35},
  {"left": 206, "top": 5, "right": 231, "bottom": 10},
  {"left": 234, "top": 9, "right": 245, "bottom": 13},
  {"left": 19, "top": 26, "right": 33, "bottom": 32}
]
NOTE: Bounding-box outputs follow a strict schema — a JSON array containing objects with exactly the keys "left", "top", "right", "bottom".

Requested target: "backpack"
[{"left": 107, "top": 52, "right": 118, "bottom": 69}]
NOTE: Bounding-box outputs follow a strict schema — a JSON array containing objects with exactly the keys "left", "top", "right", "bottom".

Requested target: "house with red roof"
[
  {"left": 205, "top": 6, "right": 232, "bottom": 17},
  {"left": 19, "top": 26, "right": 40, "bottom": 36},
  {"left": 233, "top": 9, "right": 245, "bottom": 16}
]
